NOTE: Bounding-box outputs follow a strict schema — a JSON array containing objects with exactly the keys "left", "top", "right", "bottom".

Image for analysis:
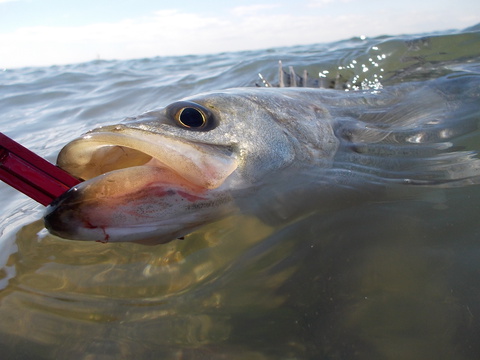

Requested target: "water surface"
[{"left": 1, "top": 24, "right": 480, "bottom": 359}]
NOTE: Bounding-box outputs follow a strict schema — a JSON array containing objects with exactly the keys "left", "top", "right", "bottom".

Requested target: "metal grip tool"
[{"left": 0, "top": 133, "right": 81, "bottom": 206}]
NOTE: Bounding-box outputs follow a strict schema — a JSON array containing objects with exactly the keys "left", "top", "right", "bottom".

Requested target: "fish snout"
[{"left": 44, "top": 187, "right": 90, "bottom": 240}]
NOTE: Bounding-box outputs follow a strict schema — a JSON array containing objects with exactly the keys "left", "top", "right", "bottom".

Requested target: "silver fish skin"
[
  {"left": 44, "top": 79, "right": 480, "bottom": 244},
  {"left": 44, "top": 88, "right": 340, "bottom": 243}
]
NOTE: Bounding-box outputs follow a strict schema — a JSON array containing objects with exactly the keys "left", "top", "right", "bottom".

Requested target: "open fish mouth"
[
  {"left": 57, "top": 125, "right": 238, "bottom": 188},
  {"left": 44, "top": 126, "right": 238, "bottom": 243}
]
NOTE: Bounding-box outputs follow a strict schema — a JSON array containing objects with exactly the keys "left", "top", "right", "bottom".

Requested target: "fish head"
[{"left": 44, "top": 89, "right": 315, "bottom": 243}]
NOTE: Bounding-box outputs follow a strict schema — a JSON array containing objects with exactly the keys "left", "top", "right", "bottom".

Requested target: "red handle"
[{"left": 0, "top": 133, "right": 81, "bottom": 206}]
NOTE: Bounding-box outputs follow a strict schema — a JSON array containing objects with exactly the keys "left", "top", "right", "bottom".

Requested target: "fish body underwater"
[
  {"left": 44, "top": 75, "right": 480, "bottom": 243},
  {"left": 2, "top": 25, "right": 480, "bottom": 360}
]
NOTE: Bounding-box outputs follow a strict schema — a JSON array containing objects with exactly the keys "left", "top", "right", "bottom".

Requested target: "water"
[{"left": 1, "top": 24, "right": 480, "bottom": 359}]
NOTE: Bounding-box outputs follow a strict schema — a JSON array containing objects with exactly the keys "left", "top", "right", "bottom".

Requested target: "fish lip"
[
  {"left": 43, "top": 184, "right": 196, "bottom": 243},
  {"left": 43, "top": 164, "right": 221, "bottom": 242},
  {"left": 57, "top": 127, "right": 238, "bottom": 189},
  {"left": 47, "top": 127, "right": 238, "bottom": 242},
  {"left": 44, "top": 187, "right": 83, "bottom": 239}
]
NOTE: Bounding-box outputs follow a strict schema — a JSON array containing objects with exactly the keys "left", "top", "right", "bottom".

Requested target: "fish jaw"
[
  {"left": 44, "top": 166, "right": 234, "bottom": 243},
  {"left": 56, "top": 127, "right": 238, "bottom": 189},
  {"left": 44, "top": 128, "right": 238, "bottom": 243}
]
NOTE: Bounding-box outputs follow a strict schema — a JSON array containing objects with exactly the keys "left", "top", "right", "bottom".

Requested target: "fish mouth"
[
  {"left": 44, "top": 126, "right": 238, "bottom": 242},
  {"left": 56, "top": 125, "right": 238, "bottom": 188}
]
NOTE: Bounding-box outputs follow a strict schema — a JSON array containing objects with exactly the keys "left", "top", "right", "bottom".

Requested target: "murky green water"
[{"left": 1, "top": 24, "right": 480, "bottom": 359}]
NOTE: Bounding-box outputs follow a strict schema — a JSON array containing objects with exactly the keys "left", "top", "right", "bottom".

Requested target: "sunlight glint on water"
[{"left": 0, "top": 25, "right": 480, "bottom": 359}]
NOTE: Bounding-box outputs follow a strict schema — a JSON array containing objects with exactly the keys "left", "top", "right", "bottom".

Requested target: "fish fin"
[
  {"left": 289, "top": 66, "right": 297, "bottom": 87},
  {"left": 335, "top": 79, "right": 480, "bottom": 187},
  {"left": 302, "top": 69, "right": 308, "bottom": 87},
  {"left": 257, "top": 61, "right": 349, "bottom": 89},
  {"left": 278, "top": 61, "right": 285, "bottom": 87}
]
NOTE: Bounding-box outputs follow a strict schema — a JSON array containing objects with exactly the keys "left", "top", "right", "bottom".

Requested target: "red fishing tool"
[{"left": 0, "top": 133, "right": 81, "bottom": 206}]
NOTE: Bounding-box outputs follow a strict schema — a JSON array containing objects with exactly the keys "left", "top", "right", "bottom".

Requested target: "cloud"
[
  {"left": 307, "top": 0, "right": 353, "bottom": 7},
  {"left": 0, "top": 5, "right": 476, "bottom": 69},
  {"left": 231, "top": 4, "right": 280, "bottom": 17},
  {"left": 307, "top": 0, "right": 334, "bottom": 7},
  {"left": 0, "top": 10, "right": 227, "bottom": 68}
]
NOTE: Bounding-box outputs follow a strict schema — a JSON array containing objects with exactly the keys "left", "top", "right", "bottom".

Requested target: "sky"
[{"left": 0, "top": 0, "right": 479, "bottom": 69}]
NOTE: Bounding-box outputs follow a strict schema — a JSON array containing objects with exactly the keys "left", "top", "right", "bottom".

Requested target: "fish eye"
[
  {"left": 167, "top": 101, "right": 214, "bottom": 131},
  {"left": 176, "top": 107, "right": 206, "bottom": 128}
]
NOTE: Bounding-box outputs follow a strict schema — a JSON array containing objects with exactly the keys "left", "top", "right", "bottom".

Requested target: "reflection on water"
[
  {"left": 0, "top": 215, "right": 289, "bottom": 359},
  {"left": 1, "top": 25, "right": 480, "bottom": 359},
  {"left": 1, "top": 185, "right": 480, "bottom": 359}
]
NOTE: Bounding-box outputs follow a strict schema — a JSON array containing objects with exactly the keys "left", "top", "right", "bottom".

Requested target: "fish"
[{"left": 44, "top": 75, "right": 480, "bottom": 244}]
